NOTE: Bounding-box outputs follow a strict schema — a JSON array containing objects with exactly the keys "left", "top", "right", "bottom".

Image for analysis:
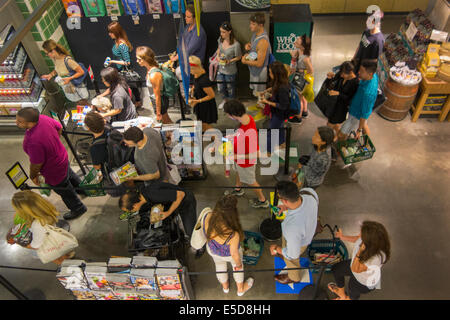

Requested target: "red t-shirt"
[{"left": 234, "top": 115, "right": 259, "bottom": 168}]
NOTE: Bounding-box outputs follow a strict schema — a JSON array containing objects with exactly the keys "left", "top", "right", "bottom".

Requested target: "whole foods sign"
[{"left": 276, "top": 33, "right": 298, "bottom": 53}]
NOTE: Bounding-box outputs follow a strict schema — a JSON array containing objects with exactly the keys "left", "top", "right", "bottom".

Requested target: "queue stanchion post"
[
  {"left": 53, "top": 108, "right": 87, "bottom": 177},
  {"left": 275, "top": 126, "right": 295, "bottom": 181},
  {"left": 0, "top": 275, "right": 28, "bottom": 300},
  {"left": 259, "top": 187, "right": 282, "bottom": 242}
]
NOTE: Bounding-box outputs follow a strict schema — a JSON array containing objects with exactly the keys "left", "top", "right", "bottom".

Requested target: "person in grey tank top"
[{"left": 241, "top": 13, "right": 271, "bottom": 96}]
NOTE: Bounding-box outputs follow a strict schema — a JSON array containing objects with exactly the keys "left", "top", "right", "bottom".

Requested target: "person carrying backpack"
[
  {"left": 41, "top": 40, "right": 89, "bottom": 103},
  {"left": 136, "top": 46, "right": 176, "bottom": 124},
  {"left": 259, "top": 61, "right": 291, "bottom": 154},
  {"left": 84, "top": 111, "right": 134, "bottom": 197}
]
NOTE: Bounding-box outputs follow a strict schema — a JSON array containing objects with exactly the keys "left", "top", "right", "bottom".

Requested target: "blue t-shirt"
[
  {"left": 182, "top": 23, "right": 207, "bottom": 62},
  {"left": 349, "top": 73, "right": 378, "bottom": 120}
]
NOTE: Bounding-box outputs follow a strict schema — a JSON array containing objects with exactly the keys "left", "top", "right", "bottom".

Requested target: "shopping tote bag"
[{"left": 37, "top": 225, "right": 79, "bottom": 264}]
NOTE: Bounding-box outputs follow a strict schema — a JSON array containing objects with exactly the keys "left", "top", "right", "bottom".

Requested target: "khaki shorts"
[
  {"left": 235, "top": 163, "right": 256, "bottom": 185},
  {"left": 249, "top": 67, "right": 268, "bottom": 93}
]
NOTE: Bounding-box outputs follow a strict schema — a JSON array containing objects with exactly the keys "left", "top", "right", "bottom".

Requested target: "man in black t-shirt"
[
  {"left": 119, "top": 182, "right": 197, "bottom": 239},
  {"left": 352, "top": 10, "right": 385, "bottom": 73}
]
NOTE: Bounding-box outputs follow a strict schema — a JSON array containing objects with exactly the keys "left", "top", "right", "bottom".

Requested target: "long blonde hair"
[{"left": 12, "top": 191, "right": 60, "bottom": 226}]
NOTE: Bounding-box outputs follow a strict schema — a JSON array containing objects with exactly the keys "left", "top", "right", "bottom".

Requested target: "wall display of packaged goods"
[{"left": 0, "top": 25, "right": 45, "bottom": 119}]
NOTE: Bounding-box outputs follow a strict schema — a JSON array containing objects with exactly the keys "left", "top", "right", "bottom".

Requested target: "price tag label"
[
  {"left": 173, "top": 13, "right": 181, "bottom": 19},
  {"left": 90, "top": 17, "right": 98, "bottom": 23},
  {"left": 111, "top": 15, "right": 118, "bottom": 21},
  {"left": 430, "top": 29, "right": 449, "bottom": 43},
  {"left": 406, "top": 22, "right": 418, "bottom": 42},
  {"left": 153, "top": 14, "right": 160, "bottom": 19},
  {"left": 63, "top": 110, "right": 70, "bottom": 126}
]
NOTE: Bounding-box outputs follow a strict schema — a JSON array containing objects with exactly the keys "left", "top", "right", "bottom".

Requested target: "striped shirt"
[{"left": 112, "top": 43, "right": 131, "bottom": 71}]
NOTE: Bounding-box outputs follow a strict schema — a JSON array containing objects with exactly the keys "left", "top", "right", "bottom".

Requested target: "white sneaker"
[{"left": 218, "top": 100, "right": 226, "bottom": 110}]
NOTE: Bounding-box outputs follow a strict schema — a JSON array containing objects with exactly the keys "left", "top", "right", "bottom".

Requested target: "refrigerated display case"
[{"left": 0, "top": 24, "right": 47, "bottom": 124}]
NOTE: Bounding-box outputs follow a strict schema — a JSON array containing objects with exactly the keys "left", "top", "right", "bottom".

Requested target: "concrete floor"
[{"left": 1, "top": 15, "right": 449, "bottom": 300}]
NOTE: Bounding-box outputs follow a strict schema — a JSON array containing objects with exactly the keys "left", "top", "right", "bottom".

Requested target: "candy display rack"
[{"left": 0, "top": 24, "right": 46, "bottom": 124}]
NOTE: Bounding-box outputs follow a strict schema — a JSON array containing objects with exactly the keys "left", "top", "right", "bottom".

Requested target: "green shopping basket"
[
  {"left": 79, "top": 168, "right": 106, "bottom": 197},
  {"left": 337, "top": 131, "right": 376, "bottom": 165}
]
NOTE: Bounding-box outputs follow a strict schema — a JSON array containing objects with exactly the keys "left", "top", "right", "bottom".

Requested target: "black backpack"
[{"left": 91, "top": 128, "right": 135, "bottom": 172}]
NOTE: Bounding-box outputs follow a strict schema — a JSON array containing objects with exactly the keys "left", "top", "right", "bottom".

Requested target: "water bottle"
[{"left": 104, "top": 57, "right": 111, "bottom": 67}]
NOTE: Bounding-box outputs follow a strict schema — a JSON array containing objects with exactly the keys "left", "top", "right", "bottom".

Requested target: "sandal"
[
  {"left": 237, "top": 277, "right": 254, "bottom": 297},
  {"left": 327, "top": 282, "right": 340, "bottom": 295}
]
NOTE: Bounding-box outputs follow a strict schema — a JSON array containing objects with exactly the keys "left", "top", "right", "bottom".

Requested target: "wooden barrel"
[{"left": 378, "top": 77, "right": 419, "bottom": 121}]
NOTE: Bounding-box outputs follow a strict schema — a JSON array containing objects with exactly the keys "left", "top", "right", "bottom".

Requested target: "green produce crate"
[
  {"left": 79, "top": 168, "right": 106, "bottom": 197},
  {"left": 337, "top": 133, "right": 376, "bottom": 165}
]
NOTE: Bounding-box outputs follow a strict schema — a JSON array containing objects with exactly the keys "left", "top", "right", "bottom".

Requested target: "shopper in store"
[
  {"left": 259, "top": 61, "right": 290, "bottom": 153},
  {"left": 123, "top": 126, "right": 169, "bottom": 185},
  {"left": 41, "top": 40, "right": 88, "bottom": 103},
  {"left": 222, "top": 99, "right": 269, "bottom": 209},
  {"left": 204, "top": 195, "right": 254, "bottom": 296},
  {"left": 16, "top": 107, "right": 87, "bottom": 220},
  {"left": 325, "top": 61, "right": 359, "bottom": 134},
  {"left": 188, "top": 55, "right": 218, "bottom": 132},
  {"left": 118, "top": 182, "right": 197, "bottom": 237},
  {"left": 106, "top": 21, "right": 142, "bottom": 108},
  {"left": 288, "top": 34, "right": 313, "bottom": 124},
  {"left": 84, "top": 111, "right": 132, "bottom": 197},
  {"left": 352, "top": 9, "right": 384, "bottom": 73},
  {"left": 328, "top": 221, "right": 391, "bottom": 300},
  {"left": 241, "top": 12, "right": 271, "bottom": 97},
  {"left": 295, "top": 126, "right": 335, "bottom": 189},
  {"left": 171, "top": 4, "right": 207, "bottom": 78},
  {"left": 135, "top": 46, "right": 173, "bottom": 124},
  {"left": 215, "top": 22, "right": 242, "bottom": 110},
  {"left": 97, "top": 67, "right": 137, "bottom": 123},
  {"left": 9, "top": 190, "right": 77, "bottom": 265},
  {"left": 338, "top": 59, "right": 379, "bottom": 141},
  {"left": 271, "top": 181, "right": 318, "bottom": 284}
]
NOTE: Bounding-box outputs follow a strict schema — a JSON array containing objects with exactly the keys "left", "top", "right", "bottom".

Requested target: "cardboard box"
[
  {"left": 424, "top": 52, "right": 441, "bottom": 67},
  {"left": 427, "top": 43, "right": 441, "bottom": 54}
]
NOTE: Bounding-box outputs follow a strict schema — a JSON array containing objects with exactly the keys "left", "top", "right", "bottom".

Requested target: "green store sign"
[{"left": 273, "top": 22, "right": 312, "bottom": 65}]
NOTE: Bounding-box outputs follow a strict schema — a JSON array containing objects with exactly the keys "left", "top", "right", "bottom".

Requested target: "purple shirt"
[{"left": 23, "top": 115, "right": 68, "bottom": 185}]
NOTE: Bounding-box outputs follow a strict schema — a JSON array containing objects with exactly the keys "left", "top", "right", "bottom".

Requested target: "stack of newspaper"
[{"left": 156, "top": 260, "right": 184, "bottom": 300}]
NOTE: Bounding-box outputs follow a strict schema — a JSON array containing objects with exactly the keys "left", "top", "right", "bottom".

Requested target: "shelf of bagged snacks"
[
  {"left": 379, "top": 8, "right": 435, "bottom": 88},
  {"left": 56, "top": 257, "right": 193, "bottom": 300},
  {"left": 0, "top": 89, "right": 47, "bottom": 118}
]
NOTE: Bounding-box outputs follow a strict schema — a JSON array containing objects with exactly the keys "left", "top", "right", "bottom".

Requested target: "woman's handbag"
[
  {"left": 190, "top": 207, "right": 212, "bottom": 250},
  {"left": 37, "top": 225, "right": 79, "bottom": 264},
  {"left": 167, "top": 164, "right": 182, "bottom": 185},
  {"left": 314, "top": 79, "right": 338, "bottom": 118},
  {"left": 120, "top": 65, "right": 141, "bottom": 83}
]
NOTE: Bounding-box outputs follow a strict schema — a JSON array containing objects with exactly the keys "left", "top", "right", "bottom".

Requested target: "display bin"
[
  {"left": 127, "top": 214, "right": 182, "bottom": 259},
  {"left": 306, "top": 239, "right": 348, "bottom": 273},
  {"left": 79, "top": 168, "right": 106, "bottom": 197},
  {"left": 242, "top": 231, "right": 264, "bottom": 266},
  {"left": 337, "top": 133, "right": 376, "bottom": 165}
]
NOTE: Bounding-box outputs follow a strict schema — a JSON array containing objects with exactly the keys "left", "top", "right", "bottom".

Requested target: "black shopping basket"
[{"left": 306, "top": 224, "right": 348, "bottom": 273}]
